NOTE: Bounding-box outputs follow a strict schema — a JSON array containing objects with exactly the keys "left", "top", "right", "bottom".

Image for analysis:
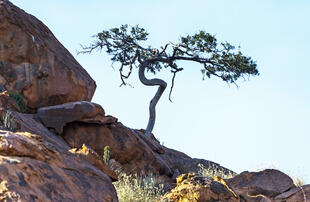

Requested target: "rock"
[
  {"left": 36, "top": 101, "right": 117, "bottom": 134},
  {"left": 62, "top": 121, "right": 173, "bottom": 177},
  {"left": 0, "top": 91, "right": 20, "bottom": 112},
  {"left": 69, "top": 144, "right": 118, "bottom": 182},
  {"left": 0, "top": 109, "right": 118, "bottom": 201},
  {"left": 162, "top": 173, "right": 239, "bottom": 202},
  {"left": 275, "top": 184, "right": 310, "bottom": 202},
  {"left": 227, "top": 169, "right": 296, "bottom": 199},
  {"left": 0, "top": 0, "right": 96, "bottom": 111}
]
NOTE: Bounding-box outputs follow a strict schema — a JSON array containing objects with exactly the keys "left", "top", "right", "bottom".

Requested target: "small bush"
[
  {"left": 8, "top": 92, "right": 26, "bottom": 112},
  {"left": 104, "top": 146, "right": 110, "bottom": 165},
  {"left": 197, "top": 163, "right": 236, "bottom": 179},
  {"left": 113, "top": 173, "right": 165, "bottom": 202}
]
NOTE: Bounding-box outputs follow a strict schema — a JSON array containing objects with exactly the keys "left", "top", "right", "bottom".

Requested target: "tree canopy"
[{"left": 81, "top": 24, "right": 259, "bottom": 137}]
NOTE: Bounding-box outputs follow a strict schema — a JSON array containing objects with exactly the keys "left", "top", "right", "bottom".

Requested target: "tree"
[{"left": 81, "top": 25, "right": 259, "bottom": 137}]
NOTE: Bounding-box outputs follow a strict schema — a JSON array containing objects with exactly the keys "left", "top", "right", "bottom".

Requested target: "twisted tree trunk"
[{"left": 138, "top": 63, "right": 167, "bottom": 137}]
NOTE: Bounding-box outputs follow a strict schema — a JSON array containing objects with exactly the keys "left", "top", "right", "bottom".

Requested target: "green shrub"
[
  {"left": 113, "top": 173, "right": 165, "bottom": 202},
  {"left": 104, "top": 146, "right": 110, "bottom": 165},
  {"left": 8, "top": 92, "right": 26, "bottom": 112}
]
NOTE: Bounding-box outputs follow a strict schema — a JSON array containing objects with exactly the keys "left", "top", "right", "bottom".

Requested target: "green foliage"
[
  {"left": 113, "top": 173, "right": 165, "bottom": 202},
  {"left": 8, "top": 92, "right": 26, "bottom": 112},
  {"left": 103, "top": 146, "right": 110, "bottom": 165},
  {"left": 197, "top": 163, "right": 236, "bottom": 179},
  {"left": 82, "top": 24, "right": 258, "bottom": 85}
]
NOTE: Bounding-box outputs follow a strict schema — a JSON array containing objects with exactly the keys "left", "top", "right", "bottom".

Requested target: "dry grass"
[
  {"left": 197, "top": 163, "right": 236, "bottom": 179},
  {"left": 113, "top": 173, "right": 165, "bottom": 202}
]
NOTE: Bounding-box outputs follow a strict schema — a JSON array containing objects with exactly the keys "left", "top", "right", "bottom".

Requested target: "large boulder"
[
  {"left": 63, "top": 121, "right": 173, "bottom": 177},
  {"left": 36, "top": 101, "right": 117, "bottom": 134},
  {"left": 226, "top": 169, "right": 296, "bottom": 200},
  {"left": 0, "top": 0, "right": 96, "bottom": 111},
  {"left": 61, "top": 119, "right": 233, "bottom": 189},
  {"left": 0, "top": 109, "right": 118, "bottom": 201}
]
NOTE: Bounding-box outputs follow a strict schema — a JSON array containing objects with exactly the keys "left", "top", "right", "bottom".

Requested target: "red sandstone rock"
[
  {"left": 0, "top": 0, "right": 96, "bottom": 111},
  {"left": 0, "top": 109, "right": 118, "bottom": 201},
  {"left": 63, "top": 121, "right": 173, "bottom": 177},
  {"left": 226, "top": 169, "right": 296, "bottom": 200},
  {"left": 36, "top": 101, "right": 117, "bottom": 134},
  {"left": 69, "top": 144, "right": 118, "bottom": 182},
  {"left": 162, "top": 173, "right": 239, "bottom": 202}
]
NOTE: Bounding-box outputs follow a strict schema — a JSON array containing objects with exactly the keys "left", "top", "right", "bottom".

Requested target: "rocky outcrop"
[
  {"left": 69, "top": 144, "right": 118, "bottom": 182},
  {"left": 162, "top": 173, "right": 239, "bottom": 202},
  {"left": 0, "top": 91, "right": 20, "bottom": 112},
  {"left": 0, "top": 0, "right": 96, "bottom": 111},
  {"left": 162, "top": 170, "right": 310, "bottom": 202},
  {"left": 0, "top": 109, "right": 118, "bottom": 201},
  {"left": 63, "top": 121, "right": 173, "bottom": 177},
  {"left": 36, "top": 101, "right": 117, "bottom": 134},
  {"left": 227, "top": 169, "right": 296, "bottom": 199}
]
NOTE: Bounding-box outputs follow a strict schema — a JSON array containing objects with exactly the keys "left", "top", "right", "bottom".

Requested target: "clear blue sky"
[{"left": 11, "top": 0, "right": 310, "bottom": 183}]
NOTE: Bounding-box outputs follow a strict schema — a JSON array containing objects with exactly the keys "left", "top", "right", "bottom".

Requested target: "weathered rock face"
[
  {"left": 162, "top": 171, "right": 307, "bottom": 202},
  {"left": 61, "top": 119, "right": 234, "bottom": 192},
  {"left": 0, "top": 109, "right": 118, "bottom": 201},
  {"left": 162, "top": 173, "right": 239, "bottom": 202},
  {"left": 227, "top": 169, "right": 296, "bottom": 198},
  {"left": 36, "top": 101, "right": 117, "bottom": 134},
  {"left": 0, "top": 91, "right": 20, "bottom": 112},
  {"left": 0, "top": 0, "right": 96, "bottom": 111},
  {"left": 63, "top": 122, "right": 173, "bottom": 177}
]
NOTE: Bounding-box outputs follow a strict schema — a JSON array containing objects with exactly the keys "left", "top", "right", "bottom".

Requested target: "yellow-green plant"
[
  {"left": 197, "top": 163, "right": 236, "bottom": 179},
  {"left": 113, "top": 173, "right": 165, "bottom": 202}
]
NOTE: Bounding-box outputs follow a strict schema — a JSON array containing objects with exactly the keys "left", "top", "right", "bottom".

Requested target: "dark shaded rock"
[{"left": 227, "top": 169, "right": 296, "bottom": 198}]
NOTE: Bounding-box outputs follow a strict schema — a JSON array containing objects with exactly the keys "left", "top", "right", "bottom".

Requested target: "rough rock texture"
[
  {"left": 62, "top": 120, "right": 233, "bottom": 185},
  {"left": 36, "top": 101, "right": 117, "bottom": 134},
  {"left": 162, "top": 171, "right": 308, "bottom": 202},
  {"left": 0, "top": 0, "right": 96, "bottom": 110},
  {"left": 284, "top": 185, "right": 310, "bottom": 202},
  {"left": 63, "top": 122, "right": 173, "bottom": 177},
  {"left": 227, "top": 169, "right": 296, "bottom": 199},
  {"left": 162, "top": 173, "right": 239, "bottom": 202},
  {"left": 69, "top": 144, "right": 118, "bottom": 182},
  {"left": 0, "top": 109, "right": 118, "bottom": 202},
  {"left": 0, "top": 91, "right": 20, "bottom": 112}
]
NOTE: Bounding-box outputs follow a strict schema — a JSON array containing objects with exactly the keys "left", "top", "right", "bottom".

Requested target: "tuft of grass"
[
  {"left": 197, "top": 163, "right": 236, "bottom": 179},
  {"left": 113, "top": 173, "right": 165, "bottom": 202},
  {"left": 293, "top": 177, "right": 305, "bottom": 187},
  {"left": 0, "top": 111, "right": 18, "bottom": 132}
]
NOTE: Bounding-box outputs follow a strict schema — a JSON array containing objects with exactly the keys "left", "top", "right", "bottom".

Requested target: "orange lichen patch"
[
  {"left": 213, "top": 176, "right": 238, "bottom": 198},
  {"left": 247, "top": 193, "right": 267, "bottom": 198},
  {"left": 0, "top": 180, "right": 9, "bottom": 194},
  {"left": 176, "top": 173, "right": 195, "bottom": 185},
  {"left": 0, "top": 91, "right": 9, "bottom": 97},
  {"left": 16, "top": 132, "right": 42, "bottom": 140}
]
